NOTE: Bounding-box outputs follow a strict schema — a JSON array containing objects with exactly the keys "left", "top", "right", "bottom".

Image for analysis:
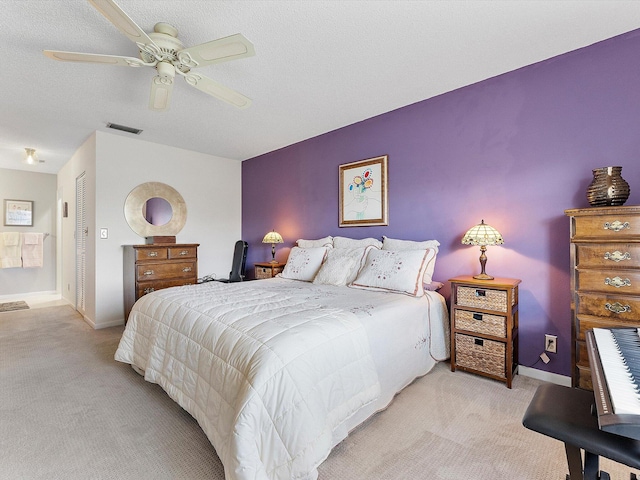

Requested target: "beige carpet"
[{"left": 1, "top": 305, "right": 638, "bottom": 480}]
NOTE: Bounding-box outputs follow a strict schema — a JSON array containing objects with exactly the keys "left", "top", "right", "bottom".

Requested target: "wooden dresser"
[
  {"left": 565, "top": 206, "right": 640, "bottom": 389},
  {"left": 123, "top": 243, "right": 199, "bottom": 321},
  {"left": 449, "top": 275, "right": 520, "bottom": 388}
]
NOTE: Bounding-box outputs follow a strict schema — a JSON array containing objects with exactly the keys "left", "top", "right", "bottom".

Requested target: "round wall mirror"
[
  {"left": 144, "top": 197, "right": 173, "bottom": 226},
  {"left": 124, "top": 182, "right": 187, "bottom": 237}
]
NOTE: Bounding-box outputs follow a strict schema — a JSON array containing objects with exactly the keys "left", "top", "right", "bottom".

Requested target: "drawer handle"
[
  {"left": 603, "top": 220, "right": 630, "bottom": 232},
  {"left": 179, "top": 250, "right": 189, "bottom": 256},
  {"left": 604, "top": 276, "right": 631, "bottom": 288},
  {"left": 605, "top": 302, "right": 631, "bottom": 314},
  {"left": 474, "top": 338, "right": 484, "bottom": 346},
  {"left": 148, "top": 251, "right": 159, "bottom": 257},
  {"left": 474, "top": 289, "right": 486, "bottom": 297},
  {"left": 143, "top": 270, "right": 154, "bottom": 276},
  {"left": 183, "top": 267, "right": 192, "bottom": 272},
  {"left": 143, "top": 287, "right": 155, "bottom": 294},
  {"left": 604, "top": 251, "right": 631, "bottom": 262},
  {"left": 472, "top": 313, "right": 483, "bottom": 321}
]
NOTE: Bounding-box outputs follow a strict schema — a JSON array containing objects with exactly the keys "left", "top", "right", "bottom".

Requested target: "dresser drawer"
[
  {"left": 576, "top": 292, "right": 638, "bottom": 321},
  {"left": 136, "top": 278, "right": 196, "bottom": 297},
  {"left": 575, "top": 314, "right": 639, "bottom": 341},
  {"left": 573, "top": 214, "right": 640, "bottom": 240},
  {"left": 455, "top": 333, "right": 506, "bottom": 379},
  {"left": 169, "top": 246, "right": 197, "bottom": 259},
  {"left": 454, "top": 309, "right": 507, "bottom": 338},
  {"left": 576, "top": 269, "right": 640, "bottom": 295},
  {"left": 136, "top": 261, "right": 196, "bottom": 281},
  {"left": 456, "top": 286, "right": 511, "bottom": 312},
  {"left": 135, "top": 247, "right": 168, "bottom": 261},
  {"left": 575, "top": 243, "right": 640, "bottom": 268}
]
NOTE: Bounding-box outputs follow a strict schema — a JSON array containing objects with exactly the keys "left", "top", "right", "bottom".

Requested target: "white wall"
[
  {"left": 0, "top": 168, "right": 57, "bottom": 296},
  {"left": 58, "top": 131, "right": 242, "bottom": 328}
]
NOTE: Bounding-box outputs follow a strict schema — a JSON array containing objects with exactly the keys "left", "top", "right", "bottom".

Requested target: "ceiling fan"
[{"left": 44, "top": 0, "right": 255, "bottom": 111}]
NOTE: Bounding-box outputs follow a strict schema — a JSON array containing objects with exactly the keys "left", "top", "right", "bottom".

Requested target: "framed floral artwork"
[
  {"left": 339, "top": 155, "right": 388, "bottom": 227},
  {"left": 4, "top": 199, "right": 33, "bottom": 226}
]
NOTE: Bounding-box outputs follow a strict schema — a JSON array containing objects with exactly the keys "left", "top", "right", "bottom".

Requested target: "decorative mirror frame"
[{"left": 124, "top": 182, "right": 187, "bottom": 237}]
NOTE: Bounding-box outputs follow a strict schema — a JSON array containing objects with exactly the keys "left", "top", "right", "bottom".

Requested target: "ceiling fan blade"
[
  {"left": 149, "top": 62, "right": 175, "bottom": 111},
  {"left": 43, "top": 50, "right": 146, "bottom": 67},
  {"left": 88, "top": 0, "right": 159, "bottom": 52},
  {"left": 183, "top": 72, "right": 251, "bottom": 109},
  {"left": 177, "top": 33, "right": 255, "bottom": 69}
]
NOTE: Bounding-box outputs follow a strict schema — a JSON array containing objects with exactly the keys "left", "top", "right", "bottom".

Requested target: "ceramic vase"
[{"left": 586, "top": 166, "right": 630, "bottom": 207}]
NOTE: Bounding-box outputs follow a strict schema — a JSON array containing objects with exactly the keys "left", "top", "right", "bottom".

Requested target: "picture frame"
[
  {"left": 339, "top": 155, "right": 388, "bottom": 227},
  {"left": 4, "top": 199, "right": 34, "bottom": 227}
]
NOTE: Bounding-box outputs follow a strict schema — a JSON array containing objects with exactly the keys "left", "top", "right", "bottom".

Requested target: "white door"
[{"left": 75, "top": 172, "right": 87, "bottom": 314}]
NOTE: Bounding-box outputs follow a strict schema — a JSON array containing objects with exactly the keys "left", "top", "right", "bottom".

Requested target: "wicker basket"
[
  {"left": 454, "top": 310, "right": 506, "bottom": 338},
  {"left": 455, "top": 333, "right": 506, "bottom": 378},
  {"left": 456, "top": 286, "right": 512, "bottom": 312}
]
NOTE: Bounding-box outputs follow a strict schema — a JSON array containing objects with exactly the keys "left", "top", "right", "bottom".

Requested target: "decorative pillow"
[
  {"left": 281, "top": 247, "right": 327, "bottom": 282},
  {"left": 382, "top": 236, "right": 440, "bottom": 253},
  {"left": 312, "top": 247, "right": 370, "bottom": 286},
  {"left": 382, "top": 236, "right": 440, "bottom": 285},
  {"left": 333, "top": 236, "right": 382, "bottom": 249},
  {"left": 350, "top": 248, "right": 436, "bottom": 297},
  {"left": 296, "top": 236, "right": 333, "bottom": 248}
]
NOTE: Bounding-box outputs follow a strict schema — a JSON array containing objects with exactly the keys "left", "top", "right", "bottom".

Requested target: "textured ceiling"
[{"left": 2, "top": 0, "right": 640, "bottom": 174}]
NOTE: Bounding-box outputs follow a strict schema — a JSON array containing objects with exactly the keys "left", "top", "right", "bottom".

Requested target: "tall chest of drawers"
[
  {"left": 565, "top": 206, "right": 640, "bottom": 389},
  {"left": 123, "top": 243, "right": 199, "bottom": 322}
]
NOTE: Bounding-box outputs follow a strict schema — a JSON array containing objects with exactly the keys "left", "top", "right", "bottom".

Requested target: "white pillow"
[
  {"left": 296, "top": 236, "right": 333, "bottom": 248},
  {"left": 382, "top": 236, "right": 440, "bottom": 253},
  {"left": 350, "top": 248, "right": 436, "bottom": 297},
  {"left": 381, "top": 236, "right": 440, "bottom": 284},
  {"left": 312, "top": 247, "right": 370, "bottom": 286},
  {"left": 333, "top": 236, "right": 382, "bottom": 249},
  {"left": 281, "top": 247, "right": 327, "bottom": 282}
]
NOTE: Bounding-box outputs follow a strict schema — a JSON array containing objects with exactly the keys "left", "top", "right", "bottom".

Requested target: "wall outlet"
[{"left": 545, "top": 334, "right": 557, "bottom": 353}]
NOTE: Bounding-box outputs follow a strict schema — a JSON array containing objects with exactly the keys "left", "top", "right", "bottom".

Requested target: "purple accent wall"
[{"left": 242, "top": 30, "right": 640, "bottom": 377}]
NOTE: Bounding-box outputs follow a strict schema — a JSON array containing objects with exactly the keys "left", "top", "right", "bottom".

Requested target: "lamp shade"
[
  {"left": 461, "top": 220, "right": 504, "bottom": 246},
  {"left": 262, "top": 230, "right": 283, "bottom": 244}
]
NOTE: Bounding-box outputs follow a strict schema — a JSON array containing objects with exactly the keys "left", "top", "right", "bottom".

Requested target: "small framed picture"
[
  {"left": 339, "top": 155, "right": 388, "bottom": 227},
  {"left": 4, "top": 199, "right": 34, "bottom": 226}
]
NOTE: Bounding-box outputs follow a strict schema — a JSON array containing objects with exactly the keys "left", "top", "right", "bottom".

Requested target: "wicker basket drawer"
[
  {"left": 456, "top": 286, "right": 511, "bottom": 312},
  {"left": 454, "top": 309, "right": 507, "bottom": 338},
  {"left": 455, "top": 333, "right": 506, "bottom": 378}
]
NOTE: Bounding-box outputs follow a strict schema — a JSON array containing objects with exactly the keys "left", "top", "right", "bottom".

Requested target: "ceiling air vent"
[{"left": 106, "top": 123, "right": 143, "bottom": 135}]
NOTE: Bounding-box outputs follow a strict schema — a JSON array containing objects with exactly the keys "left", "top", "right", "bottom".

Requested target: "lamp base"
[{"left": 473, "top": 273, "right": 495, "bottom": 280}]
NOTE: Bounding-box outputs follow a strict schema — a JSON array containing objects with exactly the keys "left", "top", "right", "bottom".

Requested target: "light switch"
[{"left": 100, "top": 228, "right": 108, "bottom": 239}]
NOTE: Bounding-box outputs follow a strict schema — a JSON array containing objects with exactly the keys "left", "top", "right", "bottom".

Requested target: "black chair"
[{"left": 216, "top": 240, "right": 248, "bottom": 283}]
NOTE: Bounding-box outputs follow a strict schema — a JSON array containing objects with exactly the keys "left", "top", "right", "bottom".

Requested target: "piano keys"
[{"left": 587, "top": 327, "right": 640, "bottom": 441}]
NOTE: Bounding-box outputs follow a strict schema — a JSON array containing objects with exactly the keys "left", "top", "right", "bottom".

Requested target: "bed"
[{"left": 115, "top": 237, "right": 449, "bottom": 480}]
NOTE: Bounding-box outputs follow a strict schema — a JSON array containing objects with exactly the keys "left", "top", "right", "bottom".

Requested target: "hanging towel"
[
  {"left": 21, "top": 233, "right": 43, "bottom": 268},
  {"left": 1, "top": 232, "right": 23, "bottom": 268}
]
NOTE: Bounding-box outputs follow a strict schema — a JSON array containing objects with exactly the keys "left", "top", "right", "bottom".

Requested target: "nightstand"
[
  {"left": 254, "top": 262, "right": 285, "bottom": 279},
  {"left": 449, "top": 275, "right": 521, "bottom": 388}
]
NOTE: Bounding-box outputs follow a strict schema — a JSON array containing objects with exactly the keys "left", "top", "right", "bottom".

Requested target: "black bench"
[{"left": 523, "top": 383, "right": 640, "bottom": 479}]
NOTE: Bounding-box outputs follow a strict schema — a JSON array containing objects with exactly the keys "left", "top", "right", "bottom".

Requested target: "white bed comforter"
[{"left": 115, "top": 280, "right": 381, "bottom": 480}]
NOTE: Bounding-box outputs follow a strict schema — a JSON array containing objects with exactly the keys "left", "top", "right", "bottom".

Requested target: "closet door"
[{"left": 75, "top": 173, "right": 87, "bottom": 315}]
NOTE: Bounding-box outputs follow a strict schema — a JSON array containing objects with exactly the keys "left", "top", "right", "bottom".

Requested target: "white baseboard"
[
  {"left": 518, "top": 365, "right": 571, "bottom": 386},
  {"left": 0, "top": 290, "right": 58, "bottom": 301}
]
